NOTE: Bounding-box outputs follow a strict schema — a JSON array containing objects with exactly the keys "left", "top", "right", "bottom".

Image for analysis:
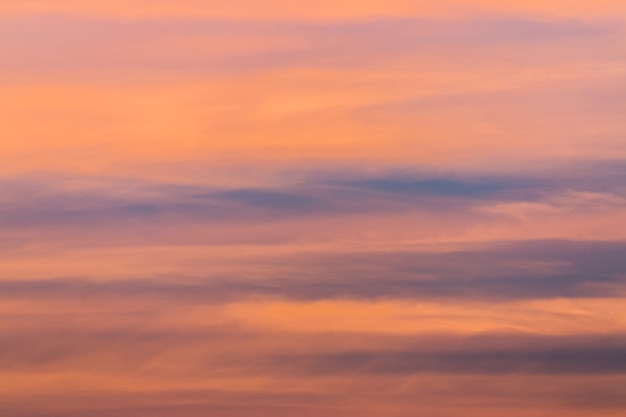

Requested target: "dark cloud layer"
[
  {"left": 281, "top": 345, "right": 626, "bottom": 375},
  {"left": 2, "top": 321, "right": 625, "bottom": 376},
  {"left": 2, "top": 162, "right": 626, "bottom": 232},
  {"left": 4, "top": 381, "right": 626, "bottom": 417},
  {"left": 1, "top": 240, "right": 625, "bottom": 302}
]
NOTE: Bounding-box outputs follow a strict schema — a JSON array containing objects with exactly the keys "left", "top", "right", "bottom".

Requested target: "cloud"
[
  {"left": 0, "top": 166, "right": 608, "bottom": 229},
  {"left": 2, "top": 240, "right": 626, "bottom": 302},
  {"left": 332, "top": 177, "right": 516, "bottom": 198},
  {"left": 2, "top": 310, "right": 626, "bottom": 375},
  {"left": 0, "top": 174, "right": 509, "bottom": 230},
  {"left": 2, "top": 0, "right": 626, "bottom": 20},
  {"left": 279, "top": 346, "right": 626, "bottom": 375},
  {"left": 1, "top": 2, "right": 625, "bottom": 417},
  {"left": 0, "top": 15, "right": 620, "bottom": 76},
  {"left": 2, "top": 162, "right": 626, "bottom": 248}
]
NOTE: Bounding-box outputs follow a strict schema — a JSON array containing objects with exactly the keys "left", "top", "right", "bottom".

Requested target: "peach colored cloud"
[
  {"left": 1, "top": 0, "right": 625, "bottom": 20},
  {"left": 1, "top": 1, "right": 625, "bottom": 416}
]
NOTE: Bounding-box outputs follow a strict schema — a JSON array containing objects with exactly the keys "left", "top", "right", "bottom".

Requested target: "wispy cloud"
[{"left": 1, "top": 0, "right": 625, "bottom": 415}]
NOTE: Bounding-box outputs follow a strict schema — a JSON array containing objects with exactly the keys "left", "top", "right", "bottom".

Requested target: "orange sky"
[{"left": 1, "top": 1, "right": 625, "bottom": 416}]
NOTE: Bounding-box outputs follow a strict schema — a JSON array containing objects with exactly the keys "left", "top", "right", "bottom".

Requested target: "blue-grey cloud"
[
  {"left": 2, "top": 321, "right": 625, "bottom": 416},
  {"left": 2, "top": 240, "right": 625, "bottom": 302},
  {"left": 1, "top": 161, "right": 626, "bottom": 249},
  {"left": 278, "top": 346, "right": 626, "bottom": 375},
  {"left": 2, "top": 322, "right": 625, "bottom": 377},
  {"left": 0, "top": 166, "right": 616, "bottom": 229}
]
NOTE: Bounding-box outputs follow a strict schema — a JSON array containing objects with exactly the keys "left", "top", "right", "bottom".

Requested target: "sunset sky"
[{"left": 1, "top": 1, "right": 625, "bottom": 416}]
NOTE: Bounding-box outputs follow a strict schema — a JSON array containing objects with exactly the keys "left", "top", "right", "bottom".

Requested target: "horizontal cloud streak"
[
  {"left": 279, "top": 346, "right": 626, "bottom": 375},
  {"left": 1, "top": 15, "right": 621, "bottom": 76},
  {"left": 2, "top": 240, "right": 625, "bottom": 302},
  {"left": 1, "top": 1, "right": 624, "bottom": 416},
  {"left": 2, "top": 164, "right": 626, "bottom": 232},
  {"left": 2, "top": 316, "right": 626, "bottom": 375}
]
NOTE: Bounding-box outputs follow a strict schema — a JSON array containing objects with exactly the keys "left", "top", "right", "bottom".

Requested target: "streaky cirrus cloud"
[
  {"left": 2, "top": 0, "right": 626, "bottom": 20},
  {"left": 1, "top": 15, "right": 620, "bottom": 75},
  {"left": 1, "top": 0, "right": 625, "bottom": 416}
]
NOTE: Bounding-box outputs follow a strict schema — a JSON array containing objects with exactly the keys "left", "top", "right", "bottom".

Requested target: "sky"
[{"left": 1, "top": 1, "right": 625, "bottom": 416}]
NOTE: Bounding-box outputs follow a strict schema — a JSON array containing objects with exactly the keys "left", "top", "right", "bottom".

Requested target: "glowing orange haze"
[{"left": 0, "top": 0, "right": 625, "bottom": 416}]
